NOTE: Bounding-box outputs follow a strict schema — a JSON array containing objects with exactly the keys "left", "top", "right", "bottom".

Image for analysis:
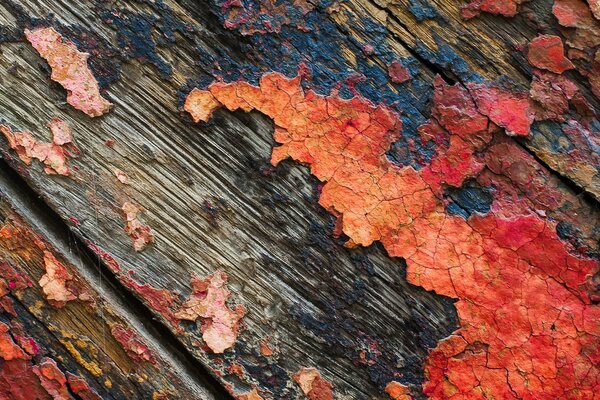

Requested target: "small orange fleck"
[
  {"left": 236, "top": 389, "right": 264, "bottom": 400},
  {"left": 259, "top": 337, "right": 274, "bottom": 357}
]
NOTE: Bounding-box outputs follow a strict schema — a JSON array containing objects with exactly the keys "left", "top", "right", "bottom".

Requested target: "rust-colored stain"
[
  {"left": 187, "top": 72, "right": 599, "bottom": 399},
  {"left": 385, "top": 381, "right": 412, "bottom": 400},
  {"left": 24, "top": 27, "right": 112, "bottom": 117},
  {"left": 527, "top": 35, "right": 575, "bottom": 74},
  {"left": 292, "top": 367, "right": 334, "bottom": 400},
  {"left": 175, "top": 270, "right": 245, "bottom": 353},
  {"left": 110, "top": 324, "right": 157, "bottom": 365},
  {"left": 0, "top": 119, "right": 79, "bottom": 176},
  {"left": 122, "top": 202, "right": 155, "bottom": 251},
  {"left": 259, "top": 337, "right": 274, "bottom": 357}
]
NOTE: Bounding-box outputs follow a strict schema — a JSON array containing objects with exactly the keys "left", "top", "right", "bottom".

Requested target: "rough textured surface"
[{"left": 0, "top": 0, "right": 598, "bottom": 398}]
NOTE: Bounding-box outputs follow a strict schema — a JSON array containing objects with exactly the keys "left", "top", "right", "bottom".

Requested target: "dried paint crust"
[
  {"left": 292, "top": 368, "right": 333, "bottom": 400},
  {"left": 0, "top": 119, "right": 79, "bottom": 176},
  {"left": 122, "top": 202, "right": 155, "bottom": 251},
  {"left": 186, "top": 73, "right": 599, "bottom": 399},
  {"left": 24, "top": 27, "right": 112, "bottom": 117},
  {"left": 175, "top": 270, "right": 246, "bottom": 353}
]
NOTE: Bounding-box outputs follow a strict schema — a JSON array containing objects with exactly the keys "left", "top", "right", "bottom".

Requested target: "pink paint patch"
[
  {"left": 114, "top": 169, "right": 130, "bottom": 185},
  {"left": 39, "top": 251, "right": 77, "bottom": 307},
  {"left": 527, "top": 35, "right": 575, "bottom": 74},
  {"left": 388, "top": 61, "right": 411, "bottom": 84},
  {"left": 122, "top": 202, "right": 155, "bottom": 251},
  {"left": 175, "top": 270, "right": 245, "bottom": 353},
  {"left": 468, "top": 83, "right": 534, "bottom": 136},
  {"left": 24, "top": 27, "right": 112, "bottom": 117}
]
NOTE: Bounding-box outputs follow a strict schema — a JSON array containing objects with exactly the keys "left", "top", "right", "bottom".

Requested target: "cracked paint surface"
[
  {"left": 0, "top": 119, "right": 79, "bottom": 176},
  {"left": 186, "top": 73, "right": 599, "bottom": 399},
  {"left": 385, "top": 381, "right": 412, "bottom": 400},
  {"left": 292, "top": 368, "right": 334, "bottom": 400},
  {"left": 175, "top": 270, "right": 245, "bottom": 354},
  {"left": 24, "top": 27, "right": 112, "bottom": 117},
  {"left": 122, "top": 202, "right": 155, "bottom": 251}
]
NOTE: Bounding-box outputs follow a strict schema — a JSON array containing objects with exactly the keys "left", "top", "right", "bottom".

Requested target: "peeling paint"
[
  {"left": 387, "top": 61, "right": 412, "bottom": 84},
  {"left": 111, "top": 324, "right": 156, "bottom": 365},
  {"left": 461, "top": 0, "right": 527, "bottom": 19},
  {"left": 24, "top": 27, "right": 112, "bottom": 117},
  {"left": 39, "top": 251, "right": 78, "bottom": 307},
  {"left": 292, "top": 367, "right": 333, "bottom": 400},
  {"left": 0, "top": 120, "right": 79, "bottom": 176},
  {"left": 527, "top": 35, "right": 575, "bottom": 74},
  {"left": 236, "top": 388, "right": 264, "bottom": 400},
  {"left": 188, "top": 72, "right": 599, "bottom": 399},
  {"left": 114, "top": 169, "right": 130, "bottom": 185},
  {"left": 122, "top": 202, "right": 155, "bottom": 251},
  {"left": 385, "top": 381, "right": 412, "bottom": 400},
  {"left": 175, "top": 270, "right": 245, "bottom": 353}
]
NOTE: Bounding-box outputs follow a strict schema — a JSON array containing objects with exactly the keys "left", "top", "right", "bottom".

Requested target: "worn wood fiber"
[{"left": 0, "top": 0, "right": 598, "bottom": 399}]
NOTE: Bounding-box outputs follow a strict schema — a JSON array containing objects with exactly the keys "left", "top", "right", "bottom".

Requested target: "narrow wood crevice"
[{"left": 0, "top": 156, "right": 234, "bottom": 400}]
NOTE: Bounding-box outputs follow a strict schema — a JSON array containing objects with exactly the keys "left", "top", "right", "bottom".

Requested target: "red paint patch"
[
  {"left": 293, "top": 368, "right": 334, "bottom": 400},
  {"left": 0, "top": 120, "right": 79, "bottom": 176},
  {"left": 122, "top": 202, "right": 155, "bottom": 251},
  {"left": 84, "top": 240, "right": 121, "bottom": 273},
  {"left": 527, "top": 35, "right": 575, "bottom": 74},
  {"left": 111, "top": 324, "right": 156, "bottom": 365},
  {"left": 461, "top": 0, "right": 526, "bottom": 19},
  {"left": 529, "top": 70, "right": 578, "bottom": 121},
  {"left": 175, "top": 270, "right": 245, "bottom": 353},
  {"left": 388, "top": 61, "right": 411, "bottom": 84},
  {"left": 66, "top": 373, "right": 102, "bottom": 400},
  {"left": 189, "top": 73, "right": 599, "bottom": 399},
  {"left": 32, "top": 358, "right": 73, "bottom": 400},
  {"left": 24, "top": 27, "right": 112, "bottom": 117},
  {"left": 120, "top": 275, "right": 180, "bottom": 328},
  {"left": 468, "top": 83, "right": 534, "bottom": 136}
]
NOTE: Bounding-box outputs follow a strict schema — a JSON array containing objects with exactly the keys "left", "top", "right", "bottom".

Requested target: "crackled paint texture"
[
  {"left": 175, "top": 270, "right": 246, "bottom": 354},
  {"left": 0, "top": 119, "right": 79, "bottom": 176},
  {"left": 461, "top": 0, "right": 528, "bottom": 19},
  {"left": 527, "top": 35, "right": 575, "bottom": 74},
  {"left": 187, "top": 73, "right": 599, "bottom": 399},
  {"left": 24, "top": 27, "right": 112, "bottom": 117}
]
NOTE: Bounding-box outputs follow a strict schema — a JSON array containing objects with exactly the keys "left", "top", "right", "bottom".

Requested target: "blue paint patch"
[
  {"left": 409, "top": 0, "right": 440, "bottom": 22},
  {"left": 445, "top": 182, "right": 493, "bottom": 218}
]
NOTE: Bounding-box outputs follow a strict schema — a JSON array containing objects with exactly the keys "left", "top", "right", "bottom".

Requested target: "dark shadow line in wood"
[{"left": 0, "top": 157, "right": 234, "bottom": 400}]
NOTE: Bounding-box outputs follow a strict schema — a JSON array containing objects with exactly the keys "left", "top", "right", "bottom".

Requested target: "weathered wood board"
[{"left": 0, "top": 0, "right": 598, "bottom": 399}]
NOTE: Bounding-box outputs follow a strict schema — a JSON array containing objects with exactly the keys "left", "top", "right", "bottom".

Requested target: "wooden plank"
[
  {"left": 0, "top": 166, "right": 226, "bottom": 399},
  {"left": 0, "top": 0, "right": 598, "bottom": 399}
]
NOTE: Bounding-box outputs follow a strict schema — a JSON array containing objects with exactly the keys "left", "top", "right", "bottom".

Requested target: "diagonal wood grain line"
[{"left": 0, "top": 158, "right": 234, "bottom": 400}]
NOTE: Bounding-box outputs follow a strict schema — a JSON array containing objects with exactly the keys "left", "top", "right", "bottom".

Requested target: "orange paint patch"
[
  {"left": 184, "top": 88, "right": 222, "bottom": 122},
  {"left": 24, "top": 27, "right": 112, "bottom": 117},
  {"left": 292, "top": 367, "right": 334, "bottom": 400},
  {"left": 175, "top": 270, "right": 245, "bottom": 353},
  {"left": 122, "top": 202, "right": 155, "bottom": 252},
  {"left": 236, "top": 389, "right": 264, "bottom": 400},
  {"left": 1, "top": 119, "right": 79, "bottom": 176},
  {"left": 188, "top": 73, "right": 599, "bottom": 399},
  {"left": 32, "top": 358, "right": 72, "bottom": 400},
  {"left": 385, "top": 381, "right": 412, "bottom": 400}
]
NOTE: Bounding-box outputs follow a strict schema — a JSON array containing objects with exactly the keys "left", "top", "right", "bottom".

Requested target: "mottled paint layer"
[
  {"left": 186, "top": 73, "right": 599, "bottom": 399},
  {"left": 24, "top": 27, "right": 112, "bottom": 117}
]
